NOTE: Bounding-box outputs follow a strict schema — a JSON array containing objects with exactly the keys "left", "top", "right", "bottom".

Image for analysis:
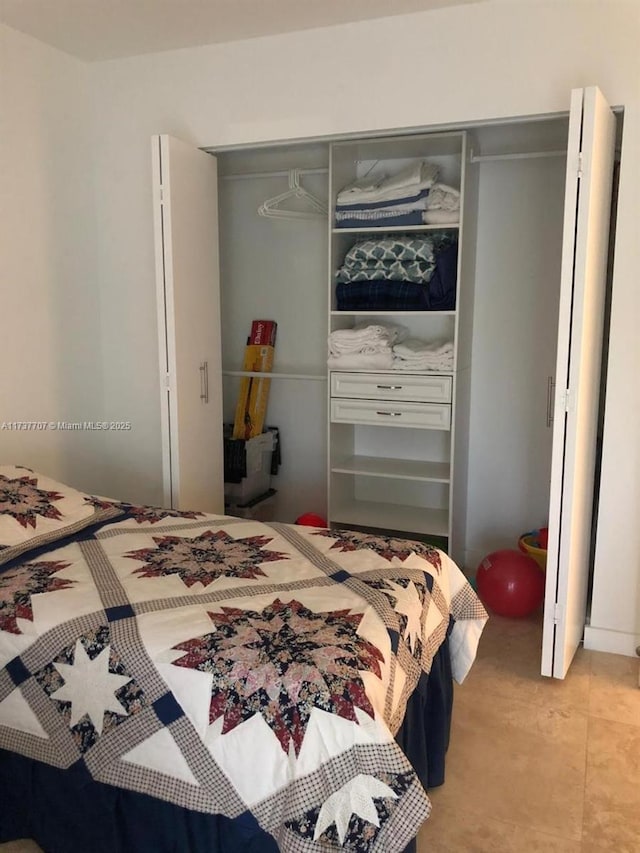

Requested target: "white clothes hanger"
[{"left": 258, "top": 169, "right": 327, "bottom": 220}]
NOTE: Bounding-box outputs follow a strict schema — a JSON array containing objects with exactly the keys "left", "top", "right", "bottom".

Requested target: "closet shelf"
[
  {"left": 331, "top": 455, "right": 450, "bottom": 483},
  {"left": 330, "top": 310, "right": 456, "bottom": 317},
  {"left": 330, "top": 499, "right": 449, "bottom": 537},
  {"left": 331, "top": 224, "right": 459, "bottom": 235},
  {"left": 223, "top": 370, "right": 326, "bottom": 381}
]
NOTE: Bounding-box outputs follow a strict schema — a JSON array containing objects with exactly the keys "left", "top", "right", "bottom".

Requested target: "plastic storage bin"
[{"left": 224, "top": 428, "right": 277, "bottom": 505}]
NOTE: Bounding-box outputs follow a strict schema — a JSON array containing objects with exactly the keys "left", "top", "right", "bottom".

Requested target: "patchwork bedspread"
[{"left": 0, "top": 476, "right": 487, "bottom": 852}]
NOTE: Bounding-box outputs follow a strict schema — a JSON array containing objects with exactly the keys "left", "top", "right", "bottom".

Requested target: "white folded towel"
[
  {"left": 328, "top": 352, "right": 395, "bottom": 370},
  {"left": 329, "top": 324, "right": 407, "bottom": 356},
  {"left": 426, "top": 183, "right": 461, "bottom": 211},
  {"left": 393, "top": 338, "right": 454, "bottom": 360},
  {"left": 337, "top": 162, "right": 439, "bottom": 206},
  {"left": 422, "top": 209, "right": 460, "bottom": 225}
]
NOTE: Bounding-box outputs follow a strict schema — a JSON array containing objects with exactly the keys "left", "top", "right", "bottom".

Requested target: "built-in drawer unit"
[
  {"left": 330, "top": 398, "right": 451, "bottom": 430},
  {"left": 330, "top": 372, "right": 452, "bottom": 403}
]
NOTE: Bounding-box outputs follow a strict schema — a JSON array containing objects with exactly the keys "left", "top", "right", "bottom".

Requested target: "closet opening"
[{"left": 210, "top": 105, "right": 622, "bottom": 593}]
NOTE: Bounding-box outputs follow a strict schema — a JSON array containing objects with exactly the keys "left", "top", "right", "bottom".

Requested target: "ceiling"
[{"left": 0, "top": 0, "right": 484, "bottom": 62}]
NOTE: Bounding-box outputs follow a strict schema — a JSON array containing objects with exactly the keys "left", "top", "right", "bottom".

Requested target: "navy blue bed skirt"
[{"left": 0, "top": 638, "right": 453, "bottom": 853}]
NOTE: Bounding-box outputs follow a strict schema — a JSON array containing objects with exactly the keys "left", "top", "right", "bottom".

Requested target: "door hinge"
[
  {"left": 554, "top": 602, "right": 562, "bottom": 625},
  {"left": 577, "top": 152, "right": 583, "bottom": 180},
  {"left": 164, "top": 372, "right": 171, "bottom": 389},
  {"left": 158, "top": 185, "right": 165, "bottom": 204},
  {"left": 561, "top": 387, "right": 574, "bottom": 412}
]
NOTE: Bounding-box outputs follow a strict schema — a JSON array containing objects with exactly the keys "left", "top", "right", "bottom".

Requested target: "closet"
[{"left": 152, "top": 86, "right": 619, "bottom": 678}]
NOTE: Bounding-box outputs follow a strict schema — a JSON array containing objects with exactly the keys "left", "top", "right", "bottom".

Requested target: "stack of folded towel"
[
  {"left": 335, "top": 161, "right": 439, "bottom": 228},
  {"left": 334, "top": 161, "right": 460, "bottom": 228},
  {"left": 423, "top": 184, "right": 461, "bottom": 224},
  {"left": 328, "top": 323, "right": 406, "bottom": 369},
  {"left": 335, "top": 232, "right": 457, "bottom": 311},
  {"left": 393, "top": 338, "right": 454, "bottom": 372}
]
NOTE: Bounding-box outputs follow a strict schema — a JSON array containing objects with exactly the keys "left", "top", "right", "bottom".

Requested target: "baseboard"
[{"left": 583, "top": 625, "right": 640, "bottom": 658}]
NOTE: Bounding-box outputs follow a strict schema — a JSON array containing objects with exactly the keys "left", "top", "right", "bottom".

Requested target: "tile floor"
[{"left": 1, "top": 614, "right": 638, "bottom": 852}]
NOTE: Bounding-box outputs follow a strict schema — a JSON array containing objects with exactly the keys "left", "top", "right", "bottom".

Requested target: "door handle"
[
  {"left": 200, "top": 361, "right": 209, "bottom": 404},
  {"left": 546, "top": 376, "right": 555, "bottom": 428}
]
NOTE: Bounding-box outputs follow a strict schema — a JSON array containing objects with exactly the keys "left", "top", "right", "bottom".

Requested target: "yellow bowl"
[{"left": 518, "top": 534, "right": 547, "bottom": 571}]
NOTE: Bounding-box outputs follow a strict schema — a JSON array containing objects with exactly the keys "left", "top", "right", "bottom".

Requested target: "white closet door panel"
[
  {"left": 541, "top": 88, "right": 616, "bottom": 678},
  {"left": 152, "top": 135, "right": 223, "bottom": 513}
]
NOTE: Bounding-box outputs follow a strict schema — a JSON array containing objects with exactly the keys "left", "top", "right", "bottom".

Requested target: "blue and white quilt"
[{"left": 0, "top": 467, "right": 487, "bottom": 852}]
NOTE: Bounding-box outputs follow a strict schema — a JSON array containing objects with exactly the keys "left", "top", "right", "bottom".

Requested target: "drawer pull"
[
  {"left": 376, "top": 411, "right": 403, "bottom": 417},
  {"left": 376, "top": 384, "right": 403, "bottom": 390}
]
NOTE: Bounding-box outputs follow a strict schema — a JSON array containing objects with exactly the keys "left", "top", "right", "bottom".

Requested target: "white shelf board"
[
  {"left": 332, "top": 224, "right": 459, "bottom": 235},
  {"left": 223, "top": 370, "right": 326, "bottom": 381},
  {"left": 331, "top": 455, "right": 450, "bottom": 483},
  {"left": 330, "top": 310, "right": 456, "bottom": 318},
  {"left": 330, "top": 499, "right": 449, "bottom": 537}
]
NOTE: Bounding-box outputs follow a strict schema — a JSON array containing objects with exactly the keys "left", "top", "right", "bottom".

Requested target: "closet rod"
[
  {"left": 221, "top": 167, "right": 328, "bottom": 182},
  {"left": 469, "top": 149, "right": 566, "bottom": 163}
]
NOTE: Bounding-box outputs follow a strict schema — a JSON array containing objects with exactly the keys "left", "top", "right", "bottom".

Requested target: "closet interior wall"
[
  {"left": 217, "top": 143, "right": 330, "bottom": 523},
  {"left": 463, "top": 116, "right": 569, "bottom": 571}
]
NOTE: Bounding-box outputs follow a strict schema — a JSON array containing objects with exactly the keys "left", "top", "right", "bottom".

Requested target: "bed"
[{"left": 0, "top": 465, "right": 487, "bottom": 853}]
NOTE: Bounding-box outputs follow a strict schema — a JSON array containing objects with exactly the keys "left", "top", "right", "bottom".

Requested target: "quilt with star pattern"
[{"left": 0, "top": 468, "right": 487, "bottom": 853}]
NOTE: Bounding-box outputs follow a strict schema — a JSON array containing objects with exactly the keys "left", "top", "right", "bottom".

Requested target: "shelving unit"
[{"left": 327, "top": 131, "right": 470, "bottom": 555}]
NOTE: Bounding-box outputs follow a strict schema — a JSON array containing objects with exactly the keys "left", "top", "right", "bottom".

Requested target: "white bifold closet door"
[
  {"left": 151, "top": 134, "right": 224, "bottom": 513},
  {"left": 541, "top": 87, "right": 616, "bottom": 679}
]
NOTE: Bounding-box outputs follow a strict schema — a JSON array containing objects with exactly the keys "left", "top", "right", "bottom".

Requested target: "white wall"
[{"left": 0, "top": 24, "right": 106, "bottom": 493}]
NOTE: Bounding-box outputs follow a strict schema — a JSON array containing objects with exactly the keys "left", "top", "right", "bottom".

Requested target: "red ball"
[
  {"left": 476, "top": 549, "right": 545, "bottom": 617},
  {"left": 295, "top": 513, "right": 327, "bottom": 528}
]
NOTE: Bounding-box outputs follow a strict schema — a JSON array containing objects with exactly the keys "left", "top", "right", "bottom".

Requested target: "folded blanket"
[
  {"left": 336, "top": 187, "right": 430, "bottom": 212},
  {"left": 335, "top": 210, "right": 425, "bottom": 228},
  {"left": 336, "top": 280, "right": 432, "bottom": 312},
  {"left": 344, "top": 235, "right": 440, "bottom": 265},
  {"left": 427, "top": 183, "right": 461, "bottom": 211},
  {"left": 336, "top": 161, "right": 439, "bottom": 206},
  {"left": 328, "top": 352, "right": 395, "bottom": 370},
  {"left": 337, "top": 259, "right": 436, "bottom": 284}
]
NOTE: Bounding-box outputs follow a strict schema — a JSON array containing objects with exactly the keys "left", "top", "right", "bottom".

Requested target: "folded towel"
[
  {"left": 392, "top": 357, "right": 453, "bottom": 372},
  {"left": 335, "top": 195, "right": 431, "bottom": 219},
  {"left": 336, "top": 162, "right": 439, "bottom": 206},
  {"left": 329, "top": 323, "right": 406, "bottom": 356},
  {"left": 328, "top": 352, "right": 395, "bottom": 370},
  {"left": 427, "top": 183, "right": 461, "bottom": 211},
  {"left": 423, "top": 210, "right": 460, "bottom": 225},
  {"left": 335, "top": 187, "right": 430, "bottom": 213},
  {"left": 393, "top": 338, "right": 454, "bottom": 359}
]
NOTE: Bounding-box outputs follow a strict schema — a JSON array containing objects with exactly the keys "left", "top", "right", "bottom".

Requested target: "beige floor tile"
[
  {"left": 428, "top": 685, "right": 588, "bottom": 841},
  {"left": 588, "top": 650, "right": 640, "bottom": 728},
  {"left": 419, "top": 803, "right": 582, "bottom": 852},
  {"left": 0, "top": 843, "right": 43, "bottom": 853},
  {"left": 465, "top": 614, "right": 592, "bottom": 714},
  {"left": 581, "top": 716, "right": 640, "bottom": 853}
]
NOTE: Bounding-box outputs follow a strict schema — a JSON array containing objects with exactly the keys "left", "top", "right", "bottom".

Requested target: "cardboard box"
[{"left": 232, "top": 320, "right": 277, "bottom": 440}]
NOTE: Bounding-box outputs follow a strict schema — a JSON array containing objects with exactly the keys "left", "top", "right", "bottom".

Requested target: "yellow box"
[{"left": 232, "top": 345, "right": 274, "bottom": 439}]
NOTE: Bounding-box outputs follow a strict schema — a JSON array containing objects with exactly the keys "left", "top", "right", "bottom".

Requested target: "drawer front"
[
  {"left": 331, "top": 398, "right": 451, "bottom": 430},
  {"left": 330, "top": 372, "right": 452, "bottom": 403}
]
